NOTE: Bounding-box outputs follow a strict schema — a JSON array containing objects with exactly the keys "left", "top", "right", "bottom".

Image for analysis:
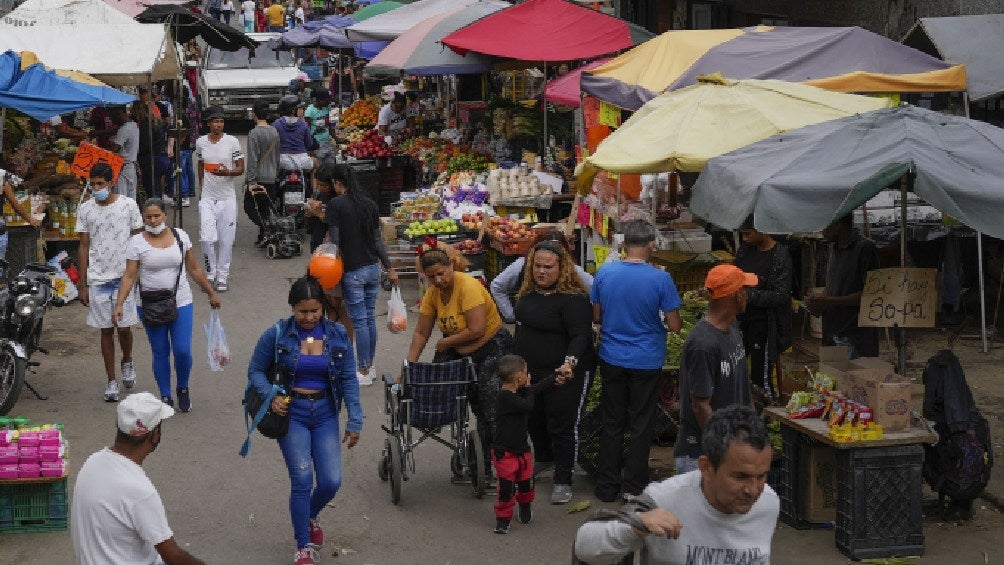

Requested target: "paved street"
[{"left": 1, "top": 134, "right": 1002, "bottom": 563}]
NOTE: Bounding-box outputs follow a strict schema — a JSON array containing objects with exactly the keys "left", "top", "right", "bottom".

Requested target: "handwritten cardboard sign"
[
  {"left": 858, "top": 268, "right": 937, "bottom": 328},
  {"left": 70, "top": 142, "right": 125, "bottom": 183}
]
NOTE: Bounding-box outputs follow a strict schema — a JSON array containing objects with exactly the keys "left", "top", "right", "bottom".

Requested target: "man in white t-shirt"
[
  {"left": 107, "top": 105, "right": 140, "bottom": 199},
  {"left": 76, "top": 163, "right": 145, "bottom": 402},
  {"left": 71, "top": 392, "right": 206, "bottom": 565},
  {"left": 194, "top": 106, "right": 244, "bottom": 293},
  {"left": 377, "top": 92, "right": 410, "bottom": 136},
  {"left": 241, "top": 0, "right": 255, "bottom": 32},
  {"left": 574, "top": 406, "right": 779, "bottom": 565}
]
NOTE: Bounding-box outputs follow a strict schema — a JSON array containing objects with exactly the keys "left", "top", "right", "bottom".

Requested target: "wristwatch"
[{"left": 564, "top": 355, "right": 578, "bottom": 369}]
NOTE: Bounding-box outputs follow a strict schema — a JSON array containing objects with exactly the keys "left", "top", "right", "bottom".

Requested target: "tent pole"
[
  {"left": 147, "top": 76, "right": 156, "bottom": 205},
  {"left": 0, "top": 107, "right": 6, "bottom": 157},
  {"left": 337, "top": 49, "right": 343, "bottom": 115},
  {"left": 896, "top": 171, "right": 912, "bottom": 378},
  {"left": 542, "top": 63, "right": 547, "bottom": 158},
  {"left": 963, "top": 91, "right": 989, "bottom": 353}
]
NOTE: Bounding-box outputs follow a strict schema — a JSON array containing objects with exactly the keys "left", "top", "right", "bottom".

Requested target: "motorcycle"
[
  {"left": 278, "top": 166, "right": 307, "bottom": 225},
  {"left": 0, "top": 258, "right": 56, "bottom": 415}
]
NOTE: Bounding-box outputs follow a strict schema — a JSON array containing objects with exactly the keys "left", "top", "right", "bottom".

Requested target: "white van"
[{"left": 198, "top": 33, "right": 301, "bottom": 119}]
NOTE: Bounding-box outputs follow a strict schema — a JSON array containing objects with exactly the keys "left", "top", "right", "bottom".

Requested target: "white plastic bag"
[
  {"left": 386, "top": 286, "right": 407, "bottom": 334},
  {"left": 203, "top": 310, "right": 231, "bottom": 372}
]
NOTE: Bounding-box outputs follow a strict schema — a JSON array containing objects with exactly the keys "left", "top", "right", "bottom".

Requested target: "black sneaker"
[
  {"left": 176, "top": 388, "right": 191, "bottom": 413},
  {"left": 494, "top": 518, "right": 510, "bottom": 534},
  {"left": 517, "top": 503, "right": 532, "bottom": 524},
  {"left": 160, "top": 395, "right": 174, "bottom": 408}
]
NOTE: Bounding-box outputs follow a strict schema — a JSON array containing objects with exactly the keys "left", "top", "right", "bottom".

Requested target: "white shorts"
[
  {"left": 279, "top": 153, "right": 313, "bottom": 171},
  {"left": 87, "top": 279, "right": 138, "bottom": 329}
]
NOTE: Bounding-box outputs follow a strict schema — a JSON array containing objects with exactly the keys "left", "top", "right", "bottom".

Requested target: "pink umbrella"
[{"left": 544, "top": 58, "right": 610, "bottom": 107}]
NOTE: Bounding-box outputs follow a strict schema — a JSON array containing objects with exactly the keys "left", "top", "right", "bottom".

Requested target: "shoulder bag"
[
  {"left": 240, "top": 323, "right": 290, "bottom": 457},
  {"left": 139, "top": 228, "right": 183, "bottom": 327}
]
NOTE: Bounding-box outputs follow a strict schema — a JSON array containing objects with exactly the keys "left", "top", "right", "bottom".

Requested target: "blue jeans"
[
  {"left": 342, "top": 263, "right": 381, "bottom": 370},
  {"left": 178, "top": 150, "right": 195, "bottom": 197},
  {"left": 138, "top": 303, "right": 194, "bottom": 398},
  {"left": 278, "top": 396, "right": 342, "bottom": 549}
]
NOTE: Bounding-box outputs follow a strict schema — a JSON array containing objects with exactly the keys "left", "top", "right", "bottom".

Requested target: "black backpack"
[{"left": 921, "top": 350, "right": 993, "bottom": 519}]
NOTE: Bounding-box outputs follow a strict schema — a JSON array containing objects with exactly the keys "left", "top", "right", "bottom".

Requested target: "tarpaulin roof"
[
  {"left": 104, "top": 0, "right": 189, "bottom": 19},
  {"left": 544, "top": 58, "right": 610, "bottom": 107},
  {"left": 690, "top": 105, "right": 1004, "bottom": 239},
  {"left": 136, "top": 5, "right": 257, "bottom": 51},
  {"left": 366, "top": 1, "right": 508, "bottom": 76},
  {"left": 350, "top": 0, "right": 403, "bottom": 22},
  {"left": 0, "top": 0, "right": 134, "bottom": 26},
  {"left": 584, "top": 26, "right": 968, "bottom": 110},
  {"left": 0, "top": 50, "right": 135, "bottom": 121},
  {"left": 903, "top": 14, "right": 1004, "bottom": 102},
  {"left": 0, "top": 24, "right": 180, "bottom": 86},
  {"left": 277, "top": 19, "right": 354, "bottom": 50},
  {"left": 346, "top": 0, "right": 467, "bottom": 42},
  {"left": 441, "top": 0, "right": 652, "bottom": 62}
]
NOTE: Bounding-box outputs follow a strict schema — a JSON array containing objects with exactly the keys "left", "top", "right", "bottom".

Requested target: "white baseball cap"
[{"left": 117, "top": 392, "right": 175, "bottom": 436}]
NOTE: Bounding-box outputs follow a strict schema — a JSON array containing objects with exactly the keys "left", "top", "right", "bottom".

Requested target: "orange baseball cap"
[{"left": 705, "top": 264, "right": 759, "bottom": 299}]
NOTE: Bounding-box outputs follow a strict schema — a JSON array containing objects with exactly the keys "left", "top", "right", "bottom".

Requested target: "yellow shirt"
[
  {"left": 266, "top": 4, "right": 285, "bottom": 26},
  {"left": 420, "top": 271, "right": 502, "bottom": 353}
]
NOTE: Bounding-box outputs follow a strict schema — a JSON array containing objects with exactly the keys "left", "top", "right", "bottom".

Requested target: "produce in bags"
[{"left": 347, "top": 130, "right": 396, "bottom": 159}]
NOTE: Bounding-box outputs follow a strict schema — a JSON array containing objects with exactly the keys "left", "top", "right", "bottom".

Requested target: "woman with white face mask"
[{"left": 113, "top": 199, "right": 220, "bottom": 411}]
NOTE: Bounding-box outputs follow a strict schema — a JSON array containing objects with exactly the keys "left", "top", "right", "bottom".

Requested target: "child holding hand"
[{"left": 492, "top": 354, "right": 564, "bottom": 534}]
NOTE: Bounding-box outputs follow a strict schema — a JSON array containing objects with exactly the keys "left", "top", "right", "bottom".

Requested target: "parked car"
[{"left": 199, "top": 33, "right": 300, "bottom": 120}]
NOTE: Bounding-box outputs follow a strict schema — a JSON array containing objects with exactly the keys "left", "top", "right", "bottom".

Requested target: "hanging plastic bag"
[
  {"left": 49, "top": 269, "right": 78, "bottom": 305},
  {"left": 203, "top": 310, "right": 231, "bottom": 372},
  {"left": 386, "top": 286, "right": 407, "bottom": 334}
]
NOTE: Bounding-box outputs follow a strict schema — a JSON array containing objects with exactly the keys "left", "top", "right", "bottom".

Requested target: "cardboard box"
[
  {"left": 845, "top": 368, "right": 912, "bottom": 432},
  {"left": 380, "top": 217, "right": 399, "bottom": 244},
  {"left": 800, "top": 445, "right": 837, "bottom": 522},
  {"left": 817, "top": 346, "right": 893, "bottom": 391},
  {"left": 911, "top": 383, "right": 925, "bottom": 413}
]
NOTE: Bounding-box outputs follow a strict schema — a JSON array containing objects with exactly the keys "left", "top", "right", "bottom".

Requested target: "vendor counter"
[{"left": 764, "top": 407, "right": 937, "bottom": 560}]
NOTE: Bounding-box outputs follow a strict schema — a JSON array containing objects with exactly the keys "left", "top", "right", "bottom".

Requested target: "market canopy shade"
[
  {"left": 583, "top": 26, "right": 968, "bottom": 110},
  {"left": 0, "top": 24, "right": 180, "bottom": 86},
  {"left": 277, "top": 19, "right": 354, "bottom": 50},
  {"left": 105, "top": 0, "right": 189, "bottom": 18},
  {"left": 544, "top": 58, "right": 610, "bottom": 107},
  {"left": 579, "top": 73, "right": 891, "bottom": 189},
  {"left": 0, "top": 50, "right": 136, "bottom": 121},
  {"left": 690, "top": 104, "right": 1004, "bottom": 239},
  {"left": 136, "top": 5, "right": 256, "bottom": 51},
  {"left": 441, "top": 0, "right": 653, "bottom": 62},
  {"left": 903, "top": 15, "right": 1004, "bottom": 102},
  {"left": 1, "top": 0, "right": 135, "bottom": 26},
  {"left": 346, "top": 0, "right": 464, "bottom": 41},
  {"left": 365, "top": 1, "right": 508, "bottom": 76},
  {"left": 350, "top": 0, "right": 402, "bottom": 21}
]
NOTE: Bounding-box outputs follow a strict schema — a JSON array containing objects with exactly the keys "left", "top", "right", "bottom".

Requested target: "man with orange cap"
[{"left": 675, "top": 265, "right": 759, "bottom": 475}]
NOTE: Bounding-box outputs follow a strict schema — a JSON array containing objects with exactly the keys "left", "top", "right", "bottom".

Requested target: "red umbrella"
[
  {"left": 441, "top": 0, "right": 637, "bottom": 61},
  {"left": 544, "top": 58, "right": 610, "bottom": 107}
]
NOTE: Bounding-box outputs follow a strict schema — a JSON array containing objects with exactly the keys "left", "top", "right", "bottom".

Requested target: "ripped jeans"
[{"left": 277, "top": 395, "right": 342, "bottom": 549}]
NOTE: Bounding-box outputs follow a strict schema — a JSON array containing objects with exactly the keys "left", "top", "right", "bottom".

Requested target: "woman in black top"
[
  {"left": 323, "top": 164, "right": 398, "bottom": 386},
  {"left": 513, "top": 239, "right": 594, "bottom": 505}
]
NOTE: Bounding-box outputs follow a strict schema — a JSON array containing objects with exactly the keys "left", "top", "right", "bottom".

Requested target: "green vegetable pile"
[{"left": 664, "top": 290, "right": 709, "bottom": 369}]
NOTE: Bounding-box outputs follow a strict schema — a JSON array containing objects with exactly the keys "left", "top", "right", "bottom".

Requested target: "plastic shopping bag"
[
  {"left": 386, "top": 286, "right": 407, "bottom": 334},
  {"left": 203, "top": 310, "right": 231, "bottom": 372}
]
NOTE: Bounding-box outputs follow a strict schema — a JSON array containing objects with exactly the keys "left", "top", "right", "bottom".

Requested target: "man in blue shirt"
[{"left": 591, "top": 220, "right": 682, "bottom": 502}]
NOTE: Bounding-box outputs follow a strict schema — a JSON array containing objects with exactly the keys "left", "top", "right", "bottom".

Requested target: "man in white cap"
[{"left": 71, "top": 392, "right": 206, "bottom": 565}]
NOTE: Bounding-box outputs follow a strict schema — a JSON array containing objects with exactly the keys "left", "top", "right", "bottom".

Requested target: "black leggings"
[{"left": 527, "top": 369, "right": 589, "bottom": 485}]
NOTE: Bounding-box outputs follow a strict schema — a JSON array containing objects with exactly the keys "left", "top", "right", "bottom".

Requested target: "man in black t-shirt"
[
  {"left": 676, "top": 265, "right": 758, "bottom": 475},
  {"left": 806, "top": 214, "right": 880, "bottom": 359}
]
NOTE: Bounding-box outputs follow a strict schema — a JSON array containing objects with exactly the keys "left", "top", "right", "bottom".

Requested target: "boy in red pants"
[{"left": 492, "top": 355, "right": 561, "bottom": 534}]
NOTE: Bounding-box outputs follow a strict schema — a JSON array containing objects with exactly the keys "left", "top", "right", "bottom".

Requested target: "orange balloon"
[{"left": 308, "top": 253, "right": 344, "bottom": 290}]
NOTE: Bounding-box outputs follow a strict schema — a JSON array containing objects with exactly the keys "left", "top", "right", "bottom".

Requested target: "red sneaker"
[
  {"left": 309, "top": 517, "right": 324, "bottom": 547},
  {"left": 294, "top": 547, "right": 317, "bottom": 565}
]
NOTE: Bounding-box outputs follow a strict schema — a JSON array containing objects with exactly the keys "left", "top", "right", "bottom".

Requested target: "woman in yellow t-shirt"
[{"left": 406, "top": 241, "right": 512, "bottom": 468}]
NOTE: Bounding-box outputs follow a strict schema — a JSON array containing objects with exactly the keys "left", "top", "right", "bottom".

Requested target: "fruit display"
[
  {"left": 487, "top": 217, "right": 536, "bottom": 255},
  {"left": 347, "top": 130, "right": 396, "bottom": 159},
  {"left": 403, "top": 218, "right": 458, "bottom": 238},
  {"left": 392, "top": 192, "right": 440, "bottom": 222},
  {"left": 398, "top": 136, "right": 493, "bottom": 175},
  {"left": 340, "top": 99, "right": 380, "bottom": 127},
  {"left": 454, "top": 239, "right": 484, "bottom": 255},
  {"left": 459, "top": 211, "right": 487, "bottom": 231},
  {"left": 338, "top": 125, "right": 367, "bottom": 143}
]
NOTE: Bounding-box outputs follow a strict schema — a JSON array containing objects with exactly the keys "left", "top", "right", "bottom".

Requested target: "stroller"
[
  {"left": 378, "top": 359, "right": 487, "bottom": 505},
  {"left": 248, "top": 183, "right": 301, "bottom": 260}
]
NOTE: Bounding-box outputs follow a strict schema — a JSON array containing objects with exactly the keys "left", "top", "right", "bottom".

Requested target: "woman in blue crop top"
[{"left": 247, "top": 275, "right": 361, "bottom": 565}]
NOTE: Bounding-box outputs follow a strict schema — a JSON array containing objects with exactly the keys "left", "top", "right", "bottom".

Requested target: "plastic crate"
[
  {"left": 835, "top": 445, "right": 925, "bottom": 560},
  {"left": 777, "top": 425, "right": 832, "bottom": 530},
  {"left": 5, "top": 225, "right": 40, "bottom": 280},
  {"left": 0, "top": 479, "right": 68, "bottom": 533}
]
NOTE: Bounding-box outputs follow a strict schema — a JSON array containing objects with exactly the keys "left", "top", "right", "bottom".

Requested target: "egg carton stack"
[
  {"left": 486, "top": 167, "right": 553, "bottom": 208},
  {"left": 0, "top": 423, "right": 67, "bottom": 480}
]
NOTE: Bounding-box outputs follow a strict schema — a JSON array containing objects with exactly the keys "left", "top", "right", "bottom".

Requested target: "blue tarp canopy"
[
  {"left": 0, "top": 51, "right": 135, "bottom": 121},
  {"left": 276, "top": 16, "right": 388, "bottom": 58}
]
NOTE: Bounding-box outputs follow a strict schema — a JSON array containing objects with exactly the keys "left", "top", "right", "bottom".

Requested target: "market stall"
[{"left": 0, "top": 417, "right": 70, "bottom": 534}]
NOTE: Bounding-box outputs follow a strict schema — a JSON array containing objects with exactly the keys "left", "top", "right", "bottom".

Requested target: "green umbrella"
[{"left": 352, "top": 1, "right": 404, "bottom": 22}]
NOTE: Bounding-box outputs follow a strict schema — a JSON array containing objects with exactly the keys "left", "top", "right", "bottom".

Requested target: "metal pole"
[
  {"left": 147, "top": 76, "right": 156, "bottom": 204},
  {"left": 962, "top": 91, "right": 989, "bottom": 353},
  {"left": 337, "top": 49, "right": 343, "bottom": 114},
  {"left": 542, "top": 63, "right": 547, "bottom": 158},
  {"left": 897, "top": 171, "right": 911, "bottom": 377},
  {"left": 0, "top": 107, "right": 6, "bottom": 157}
]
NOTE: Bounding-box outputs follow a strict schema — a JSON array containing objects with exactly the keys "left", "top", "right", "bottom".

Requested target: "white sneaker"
[
  {"left": 182, "top": 197, "right": 191, "bottom": 207},
  {"left": 121, "top": 361, "right": 136, "bottom": 389},
  {"left": 104, "top": 380, "right": 120, "bottom": 402},
  {"left": 356, "top": 370, "right": 373, "bottom": 387}
]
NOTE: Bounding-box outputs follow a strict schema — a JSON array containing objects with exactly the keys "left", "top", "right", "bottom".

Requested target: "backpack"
[{"left": 921, "top": 350, "right": 993, "bottom": 518}]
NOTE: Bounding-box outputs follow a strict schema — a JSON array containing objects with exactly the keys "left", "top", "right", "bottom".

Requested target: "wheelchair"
[{"left": 378, "top": 358, "right": 487, "bottom": 505}]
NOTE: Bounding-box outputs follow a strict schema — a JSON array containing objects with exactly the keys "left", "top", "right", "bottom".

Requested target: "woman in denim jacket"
[{"left": 248, "top": 275, "right": 362, "bottom": 565}]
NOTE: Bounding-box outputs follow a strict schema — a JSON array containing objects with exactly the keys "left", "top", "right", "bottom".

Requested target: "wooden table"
[{"left": 764, "top": 407, "right": 936, "bottom": 560}]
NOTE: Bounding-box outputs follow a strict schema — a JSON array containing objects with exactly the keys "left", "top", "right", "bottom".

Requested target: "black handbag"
[
  {"left": 139, "top": 228, "right": 184, "bottom": 327},
  {"left": 240, "top": 324, "right": 290, "bottom": 457}
]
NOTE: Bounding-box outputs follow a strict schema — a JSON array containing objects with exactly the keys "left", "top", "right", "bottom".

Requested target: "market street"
[{"left": 0, "top": 139, "right": 1002, "bottom": 563}]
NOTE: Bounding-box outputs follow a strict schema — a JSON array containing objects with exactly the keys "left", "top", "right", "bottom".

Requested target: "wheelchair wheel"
[
  {"left": 467, "top": 430, "right": 486, "bottom": 499},
  {"left": 387, "top": 437, "right": 403, "bottom": 505},
  {"left": 378, "top": 448, "right": 389, "bottom": 482},
  {"left": 450, "top": 449, "right": 463, "bottom": 478},
  {"left": 265, "top": 244, "right": 278, "bottom": 260}
]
